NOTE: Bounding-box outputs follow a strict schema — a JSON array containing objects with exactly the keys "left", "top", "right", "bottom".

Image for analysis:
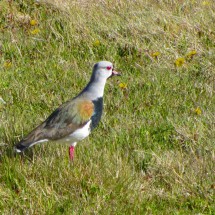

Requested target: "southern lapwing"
[{"left": 15, "top": 61, "right": 120, "bottom": 160}]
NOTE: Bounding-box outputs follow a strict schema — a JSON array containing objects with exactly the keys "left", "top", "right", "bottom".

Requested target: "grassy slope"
[{"left": 0, "top": 0, "right": 214, "bottom": 214}]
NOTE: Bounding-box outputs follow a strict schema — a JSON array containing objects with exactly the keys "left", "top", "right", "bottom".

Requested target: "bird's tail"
[
  {"left": 14, "top": 138, "right": 48, "bottom": 153},
  {"left": 14, "top": 134, "right": 39, "bottom": 152},
  {"left": 14, "top": 123, "right": 47, "bottom": 153},
  {"left": 14, "top": 141, "right": 30, "bottom": 153}
]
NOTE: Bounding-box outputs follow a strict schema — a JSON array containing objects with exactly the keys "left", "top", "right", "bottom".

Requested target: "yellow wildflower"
[
  {"left": 186, "top": 50, "right": 197, "bottom": 59},
  {"left": 30, "top": 28, "right": 40, "bottom": 35},
  {"left": 202, "top": 1, "right": 210, "bottom": 6},
  {"left": 189, "top": 50, "right": 197, "bottom": 55},
  {"left": 93, "top": 40, "right": 100, "bottom": 46},
  {"left": 175, "top": 57, "right": 185, "bottom": 67},
  {"left": 151, "top": 51, "right": 160, "bottom": 58},
  {"left": 30, "top": 19, "right": 38, "bottom": 26},
  {"left": 119, "top": 83, "right": 127, "bottom": 89},
  {"left": 4, "top": 61, "right": 12, "bottom": 68},
  {"left": 195, "top": 107, "right": 202, "bottom": 115}
]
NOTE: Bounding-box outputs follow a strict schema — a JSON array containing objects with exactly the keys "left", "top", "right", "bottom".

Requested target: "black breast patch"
[{"left": 91, "top": 97, "right": 103, "bottom": 130}]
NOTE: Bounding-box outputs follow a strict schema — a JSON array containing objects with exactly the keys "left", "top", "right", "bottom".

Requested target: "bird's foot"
[{"left": 69, "top": 145, "right": 75, "bottom": 161}]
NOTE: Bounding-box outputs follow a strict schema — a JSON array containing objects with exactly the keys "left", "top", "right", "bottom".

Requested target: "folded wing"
[{"left": 15, "top": 99, "right": 94, "bottom": 151}]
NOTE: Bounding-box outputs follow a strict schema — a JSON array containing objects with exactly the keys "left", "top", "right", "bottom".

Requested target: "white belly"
[{"left": 64, "top": 120, "right": 91, "bottom": 143}]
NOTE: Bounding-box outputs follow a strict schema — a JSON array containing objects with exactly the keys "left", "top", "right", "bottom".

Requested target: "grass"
[{"left": 0, "top": 0, "right": 214, "bottom": 214}]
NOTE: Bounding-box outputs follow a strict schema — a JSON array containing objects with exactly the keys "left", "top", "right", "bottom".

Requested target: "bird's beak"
[{"left": 111, "top": 70, "right": 121, "bottom": 77}]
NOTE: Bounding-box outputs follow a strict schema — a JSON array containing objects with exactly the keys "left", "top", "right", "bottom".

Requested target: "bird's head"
[{"left": 92, "top": 61, "right": 120, "bottom": 81}]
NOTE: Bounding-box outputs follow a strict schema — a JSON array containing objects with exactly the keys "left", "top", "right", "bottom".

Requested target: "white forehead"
[{"left": 95, "top": 61, "right": 113, "bottom": 69}]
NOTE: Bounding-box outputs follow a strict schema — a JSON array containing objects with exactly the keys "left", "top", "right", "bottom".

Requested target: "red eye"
[{"left": 106, "top": 66, "right": 112, "bottom": 70}]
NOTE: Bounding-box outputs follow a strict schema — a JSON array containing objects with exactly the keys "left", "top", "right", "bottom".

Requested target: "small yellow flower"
[
  {"left": 189, "top": 50, "right": 197, "bottom": 55},
  {"left": 195, "top": 107, "right": 202, "bottom": 115},
  {"left": 202, "top": 1, "right": 210, "bottom": 6},
  {"left": 151, "top": 51, "right": 160, "bottom": 58},
  {"left": 30, "top": 28, "right": 40, "bottom": 35},
  {"left": 186, "top": 50, "right": 197, "bottom": 59},
  {"left": 3, "top": 61, "right": 12, "bottom": 68},
  {"left": 93, "top": 40, "right": 100, "bottom": 46},
  {"left": 174, "top": 57, "right": 185, "bottom": 67},
  {"left": 119, "top": 82, "right": 127, "bottom": 89},
  {"left": 30, "top": 19, "right": 38, "bottom": 26}
]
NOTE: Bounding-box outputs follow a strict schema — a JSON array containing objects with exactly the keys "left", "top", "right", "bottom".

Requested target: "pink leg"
[{"left": 69, "top": 145, "right": 75, "bottom": 160}]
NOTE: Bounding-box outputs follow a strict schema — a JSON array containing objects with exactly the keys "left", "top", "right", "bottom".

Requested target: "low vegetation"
[{"left": 0, "top": 0, "right": 214, "bottom": 214}]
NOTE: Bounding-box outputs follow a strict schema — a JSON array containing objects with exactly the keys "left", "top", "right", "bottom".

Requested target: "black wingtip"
[{"left": 14, "top": 143, "right": 28, "bottom": 153}]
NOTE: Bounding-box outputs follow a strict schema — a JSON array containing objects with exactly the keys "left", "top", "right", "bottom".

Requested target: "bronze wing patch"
[{"left": 77, "top": 100, "right": 94, "bottom": 121}]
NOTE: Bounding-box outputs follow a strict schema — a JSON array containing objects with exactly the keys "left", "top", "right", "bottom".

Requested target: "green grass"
[{"left": 0, "top": 0, "right": 214, "bottom": 214}]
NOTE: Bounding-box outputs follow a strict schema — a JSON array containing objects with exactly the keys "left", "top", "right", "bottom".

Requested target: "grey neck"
[{"left": 79, "top": 77, "right": 107, "bottom": 100}]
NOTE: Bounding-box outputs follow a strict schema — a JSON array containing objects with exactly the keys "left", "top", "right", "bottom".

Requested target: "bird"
[{"left": 14, "top": 61, "right": 120, "bottom": 160}]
